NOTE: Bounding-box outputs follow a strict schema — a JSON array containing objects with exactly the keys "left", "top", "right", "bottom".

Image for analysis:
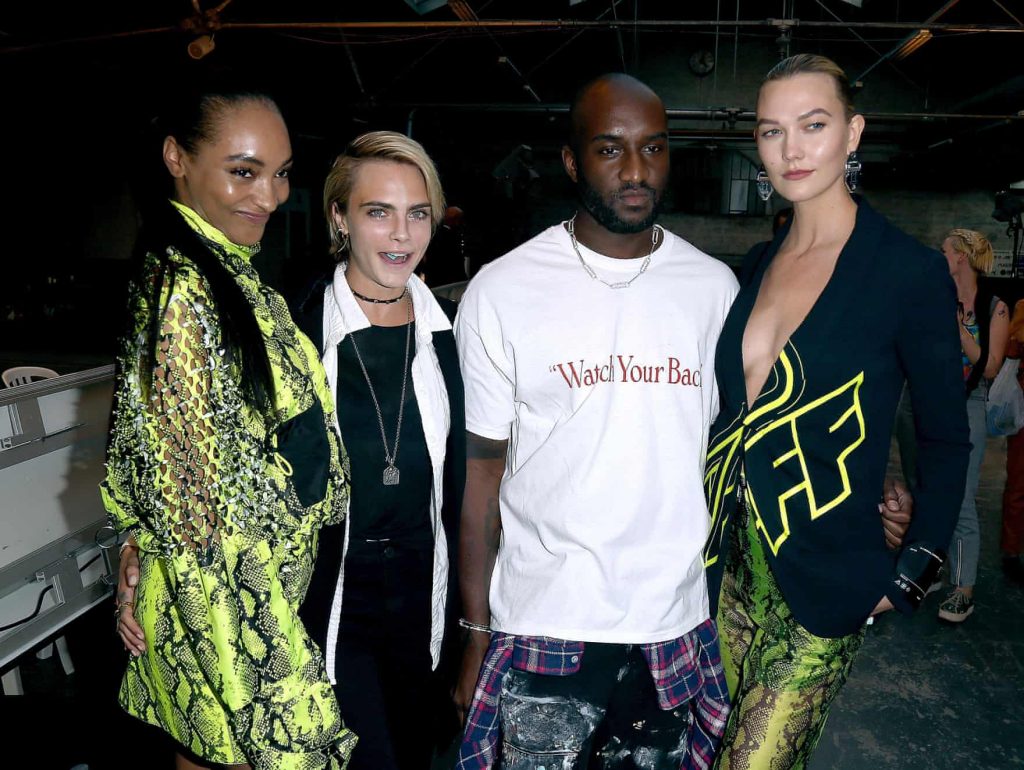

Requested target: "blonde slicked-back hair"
[
  {"left": 323, "top": 130, "right": 446, "bottom": 256},
  {"left": 946, "top": 228, "right": 995, "bottom": 275},
  {"left": 762, "top": 54, "right": 857, "bottom": 121}
]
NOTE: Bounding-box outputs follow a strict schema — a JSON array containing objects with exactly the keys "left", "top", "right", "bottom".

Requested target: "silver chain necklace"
[
  {"left": 348, "top": 294, "right": 413, "bottom": 486},
  {"left": 567, "top": 214, "right": 661, "bottom": 289}
]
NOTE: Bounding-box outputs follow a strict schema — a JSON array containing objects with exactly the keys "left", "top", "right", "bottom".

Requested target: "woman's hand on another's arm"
[{"left": 879, "top": 477, "right": 913, "bottom": 550}]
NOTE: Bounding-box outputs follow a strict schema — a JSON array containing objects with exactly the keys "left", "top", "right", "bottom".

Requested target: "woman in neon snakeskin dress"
[{"left": 102, "top": 87, "right": 355, "bottom": 770}]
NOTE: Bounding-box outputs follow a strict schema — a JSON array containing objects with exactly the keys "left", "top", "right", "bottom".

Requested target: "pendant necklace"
[{"left": 348, "top": 293, "right": 413, "bottom": 485}]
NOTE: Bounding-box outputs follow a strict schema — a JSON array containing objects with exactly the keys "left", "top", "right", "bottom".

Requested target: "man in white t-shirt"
[{"left": 453, "top": 73, "right": 738, "bottom": 770}]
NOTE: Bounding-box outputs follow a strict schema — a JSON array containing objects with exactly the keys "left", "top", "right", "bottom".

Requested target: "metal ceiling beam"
[
  {"left": 212, "top": 19, "right": 1024, "bottom": 33},
  {"left": 384, "top": 102, "right": 1024, "bottom": 122},
  {"left": 3, "top": 17, "right": 1022, "bottom": 56},
  {"left": 854, "top": 0, "right": 962, "bottom": 83}
]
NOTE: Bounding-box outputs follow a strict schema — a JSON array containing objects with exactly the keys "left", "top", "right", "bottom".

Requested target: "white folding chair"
[
  {"left": 1, "top": 366, "right": 58, "bottom": 387},
  {"left": 2, "top": 366, "right": 59, "bottom": 387}
]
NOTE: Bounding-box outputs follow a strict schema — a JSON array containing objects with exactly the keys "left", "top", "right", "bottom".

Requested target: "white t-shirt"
[{"left": 455, "top": 222, "right": 739, "bottom": 643}]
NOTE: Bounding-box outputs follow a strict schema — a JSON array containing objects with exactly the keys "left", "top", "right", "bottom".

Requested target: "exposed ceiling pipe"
[
  {"left": 340, "top": 30, "right": 366, "bottom": 95},
  {"left": 394, "top": 102, "right": 1024, "bottom": 122},
  {"left": 733, "top": 0, "right": 740, "bottom": 79},
  {"left": 609, "top": 0, "right": 627, "bottom": 71},
  {"left": 854, "top": 0, "right": 962, "bottom": 83},
  {"left": 525, "top": 0, "right": 629, "bottom": 76},
  {"left": 210, "top": 19, "right": 1024, "bottom": 33},
  {"left": 991, "top": 0, "right": 1024, "bottom": 27},
  {"left": 4, "top": 17, "right": 1022, "bottom": 56}
]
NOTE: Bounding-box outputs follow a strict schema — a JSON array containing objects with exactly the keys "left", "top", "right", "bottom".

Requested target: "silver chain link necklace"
[
  {"left": 348, "top": 294, "right": 413, "bottom": 485},
  {"left": 567, "top": 214, "right": 661, "bottom": 289}
]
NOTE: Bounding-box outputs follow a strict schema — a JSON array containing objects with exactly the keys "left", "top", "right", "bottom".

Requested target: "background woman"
[
  {"left": 937, "top": 229, "right": 1008, "bottom": 622},
  {"left": 105, "top": 87, "right": 354, "bottom": 770},
  {"left": 294, "top": 130, "right": 465, "bottom": 770},
  {"left": 702, "top": 55, "right": 970, "bottom": 768}
]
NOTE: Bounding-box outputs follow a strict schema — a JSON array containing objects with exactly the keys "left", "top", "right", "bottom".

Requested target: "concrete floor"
[
  {"left": 811, "top": 435, "right": 1024, "bottom": 770},
  {"left": 3, "top": 434, "right": 1022, "bottom": 769}
]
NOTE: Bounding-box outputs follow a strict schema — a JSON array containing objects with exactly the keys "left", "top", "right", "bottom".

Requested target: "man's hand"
[
  {"left": 880, "top": 477, "right": 913, "bottom": 550},
  {"left": 453, "top": 631, "right": 490, "bottom": 726},
  {"left": 115, "top": 543, "right": 146, "bottom": 656}
]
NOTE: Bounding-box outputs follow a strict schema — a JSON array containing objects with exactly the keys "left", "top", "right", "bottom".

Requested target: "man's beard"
[{"left": 577, "top": 174, "right": 663, "bottom": 234}]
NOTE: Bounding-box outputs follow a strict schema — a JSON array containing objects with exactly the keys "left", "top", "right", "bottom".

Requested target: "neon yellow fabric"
[{"left": 102, "top": 203, "right": 355, "bottom": 769}]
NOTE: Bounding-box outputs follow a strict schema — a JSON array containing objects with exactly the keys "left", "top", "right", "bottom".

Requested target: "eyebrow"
[
  {"left": 590, "top": 131, "right": 668, "bottom": 144},
  {"left": 359, "top": 201, "right": 432, "bottom": 210},
  {"left": 224, "top": 154, "right": 294, "bottom": 168},
  {"left": 757, "top": 108, "right": 833, "bottom": 128}
]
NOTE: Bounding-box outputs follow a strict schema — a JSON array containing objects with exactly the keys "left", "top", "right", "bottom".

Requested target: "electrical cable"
[{"left": 0, "top": 585, "right": 54, "bottom": 633}]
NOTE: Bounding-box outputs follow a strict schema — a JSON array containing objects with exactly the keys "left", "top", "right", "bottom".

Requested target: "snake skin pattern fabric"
[
  {"left": 101, "top": 202, "right": 355, "bottom": 769},
  {"left": 713, "top": 502, "right": 865, "bottom": 770}
]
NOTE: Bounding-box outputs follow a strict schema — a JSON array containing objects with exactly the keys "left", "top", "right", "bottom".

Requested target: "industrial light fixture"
[
  {"left": 188, "top": 34, "right": 215, "bottom": 59},
  {"left": 892, "top": 29, "right": 933, "bottom": 60},
  {"left": 182, "top": 0, "right": 230, "bottom": 59}
]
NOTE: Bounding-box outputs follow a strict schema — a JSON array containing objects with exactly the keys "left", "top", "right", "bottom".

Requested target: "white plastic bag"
[{"left": 986, "top": 357, "right": 1024, "bottom": 437}]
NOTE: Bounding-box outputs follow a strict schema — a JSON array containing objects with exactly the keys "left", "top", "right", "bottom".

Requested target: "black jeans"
[
  {"left": 499, "top": 643, "right": 692, "bottom": 769},
  {"left": 335, "top": 534, "right": 439, "bottom": 770}
]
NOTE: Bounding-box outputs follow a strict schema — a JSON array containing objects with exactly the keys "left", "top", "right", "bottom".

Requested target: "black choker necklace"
[{"left": 351, "top": 287, "right": 407, "bottom": 304}]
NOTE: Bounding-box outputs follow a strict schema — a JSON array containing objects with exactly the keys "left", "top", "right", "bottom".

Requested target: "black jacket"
[{"left": 703, "top": 198, "right": 971, "bottom": 637}]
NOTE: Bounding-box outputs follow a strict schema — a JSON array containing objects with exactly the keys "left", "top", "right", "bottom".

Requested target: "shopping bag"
[{"left": 986, "top": 357, "right": 1024, "bottom": 437}]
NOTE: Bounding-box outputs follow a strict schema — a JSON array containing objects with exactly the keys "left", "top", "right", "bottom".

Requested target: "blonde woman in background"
[{"left": 937, "top": 228, "right": 1009, "bottom": 621}]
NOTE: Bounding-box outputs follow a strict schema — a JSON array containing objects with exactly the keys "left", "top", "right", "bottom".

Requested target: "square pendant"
[{"left": 383, "top": 465, "right": 400, "bottom": 486}]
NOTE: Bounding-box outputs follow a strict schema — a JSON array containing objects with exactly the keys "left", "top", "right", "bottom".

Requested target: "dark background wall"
[{"left": 1, "top": 0, "right": 1022, "bottom": 371}]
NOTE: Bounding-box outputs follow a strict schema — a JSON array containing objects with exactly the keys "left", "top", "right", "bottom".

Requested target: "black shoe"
[{"left": 1002, "top": 555, "right": 1024, "bottom": 585}]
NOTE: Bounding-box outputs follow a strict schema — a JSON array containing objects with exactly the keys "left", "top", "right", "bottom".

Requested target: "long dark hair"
[{"left": 142, "top": 86, "right": 282, "bottom": 412}]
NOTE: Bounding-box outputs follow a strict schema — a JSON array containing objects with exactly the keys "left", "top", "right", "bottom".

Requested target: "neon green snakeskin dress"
[{"left": 101, "top": 201, "right": 356, "bottom": 769}]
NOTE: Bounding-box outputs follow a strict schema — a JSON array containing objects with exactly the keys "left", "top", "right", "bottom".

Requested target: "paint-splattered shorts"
[{"left": 499, "top": 642, "right": 691, "bottom": 769}]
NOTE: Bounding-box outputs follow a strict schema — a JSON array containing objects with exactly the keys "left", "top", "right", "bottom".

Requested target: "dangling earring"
[
  {"left": 845, "top": 152, "right": 862, "bottom": 193},
  {"left": 336, "top": 229, "right": 350, "bottom": 253},
  {"left": 756, "top": 167, "right": 773, "bottom": 202}
]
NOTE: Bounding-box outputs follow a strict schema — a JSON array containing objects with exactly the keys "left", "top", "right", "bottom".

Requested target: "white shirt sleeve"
[{"left": 454, "top": 283, "right": 516, "bottom": 440}]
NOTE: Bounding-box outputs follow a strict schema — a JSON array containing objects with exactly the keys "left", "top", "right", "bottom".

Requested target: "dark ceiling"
[
  {"left": 1, "top": 1, "right": 1022, "bottom": 189},
  {"left": 1, "top": 1, "right": 1021, "bottom": 360}
]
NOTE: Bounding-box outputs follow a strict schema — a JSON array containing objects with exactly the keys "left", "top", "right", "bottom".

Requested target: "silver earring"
[
  {"left": 337, "top": 230, "right": 349, "bottom": 253},
  {"left": 845, "top": 152, "right": 862, "bottom": 193},
  {"left": 756, "top": 168, "right": 773, "bottom": 202}
]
